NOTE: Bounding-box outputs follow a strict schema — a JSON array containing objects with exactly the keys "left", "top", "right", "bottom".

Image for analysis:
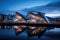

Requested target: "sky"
[{"left": 0, "top": 0, "right": 60, "bottom": 11}]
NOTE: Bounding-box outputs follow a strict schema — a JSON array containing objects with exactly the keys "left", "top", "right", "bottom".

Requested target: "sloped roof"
[
  {"left": 15, "top": 12, "right": 27, "bottom": 21},
  {"left": 38, "top": 12, "right": 50, "bottom": 23},
  {"left": 27, "top": 11, "right": 50, "bottom": 23}
]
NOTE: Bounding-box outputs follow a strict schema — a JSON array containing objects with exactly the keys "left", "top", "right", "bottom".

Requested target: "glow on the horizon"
[{"left": 45, "top": 13, "right": 60, "bottom": 17}]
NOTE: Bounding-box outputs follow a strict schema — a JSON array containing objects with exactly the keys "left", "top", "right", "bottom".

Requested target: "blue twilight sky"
[{"left": 0, "top": 0, "right": 60, "bottom": 11}]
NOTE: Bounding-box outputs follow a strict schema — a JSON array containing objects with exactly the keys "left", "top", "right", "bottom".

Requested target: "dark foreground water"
[{"left": 0, "top": 28, "right": 60, "bottom": 40}]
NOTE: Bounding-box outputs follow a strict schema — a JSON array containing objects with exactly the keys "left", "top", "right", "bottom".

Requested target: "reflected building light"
[{"left": 13, "top": 12, "right": 27, "bottom": 35}]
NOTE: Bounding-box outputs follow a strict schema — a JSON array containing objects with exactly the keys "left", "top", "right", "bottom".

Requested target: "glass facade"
[{"left": 0, "top": 11, "right": 60, "bottom": 36}]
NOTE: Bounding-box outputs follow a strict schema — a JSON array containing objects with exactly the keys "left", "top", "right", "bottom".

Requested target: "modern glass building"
[{"left": 27, "top": 11, "right": 49, "bottom": 37}]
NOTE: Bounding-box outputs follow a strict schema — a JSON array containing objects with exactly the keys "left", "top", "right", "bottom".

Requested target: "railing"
[{"left": 0, "top": 22, "right": 60, "bottom": 27}]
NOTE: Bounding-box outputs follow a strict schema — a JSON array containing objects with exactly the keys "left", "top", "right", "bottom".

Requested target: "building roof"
[
  {"left": 28, "top": 11, "right": 50, "bottom": 23},
  {"left": 15, "top": 12, "right": 27, "bottom": 21}
]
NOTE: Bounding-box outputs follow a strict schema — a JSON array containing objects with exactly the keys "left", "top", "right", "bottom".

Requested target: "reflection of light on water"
[{"left": 49, "top": 28, "right": 60, "bottom": 32}]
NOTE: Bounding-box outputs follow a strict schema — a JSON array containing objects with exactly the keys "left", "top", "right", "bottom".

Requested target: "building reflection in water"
[
  {"left": 27, "top": 11, "right": 48, "bottom": 37},
  {"left": 0, "top": 11, "right": 60, "bottom": 37},
  {"left": 13, "top": 12, "right": 27, "bottom": 35}
]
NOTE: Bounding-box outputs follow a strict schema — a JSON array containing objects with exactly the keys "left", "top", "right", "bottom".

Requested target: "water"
[{"left": 0, "top": 28, "right": 60, "bottom": 40}]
